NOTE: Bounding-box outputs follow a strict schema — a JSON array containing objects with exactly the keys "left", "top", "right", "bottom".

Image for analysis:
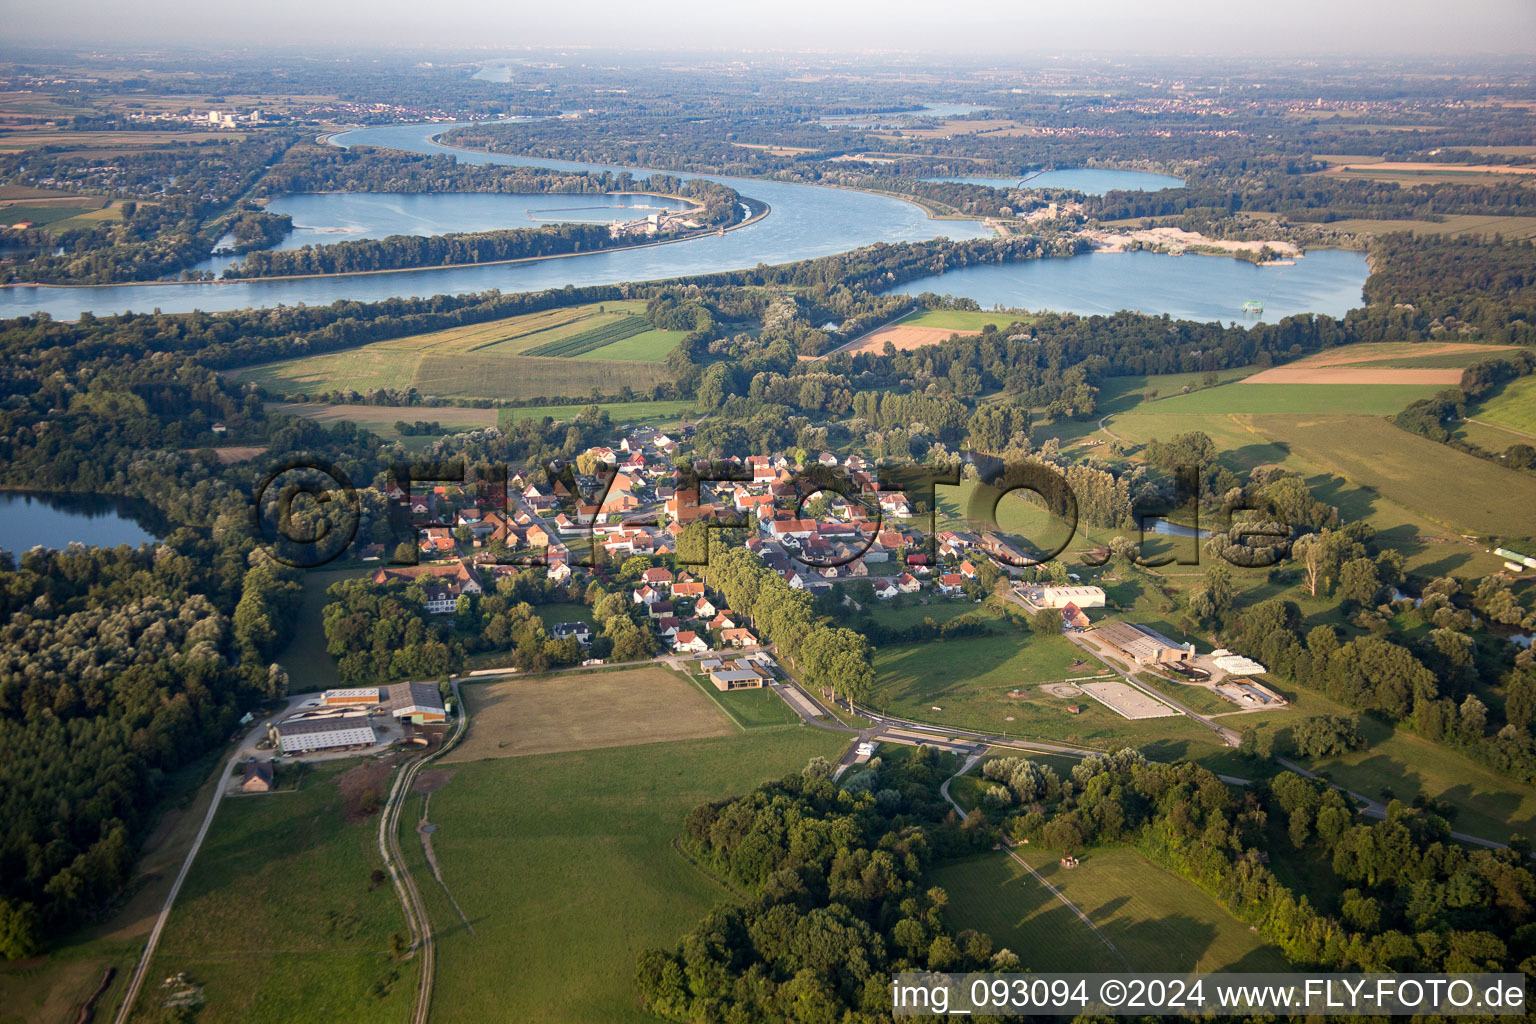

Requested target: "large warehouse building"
[
  {"left": 1092, "top": 621, "right": 1195, "bottom": 666},
  {"left": 274, "top": 712, "right": 377, "bottom": 754}
]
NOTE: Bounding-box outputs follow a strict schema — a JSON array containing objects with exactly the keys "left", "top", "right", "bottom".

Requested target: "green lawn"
[
  {"left": 935, "top": 846, "right": 1290, "bottom": 973},
  {"left": 420, "top": 729, "right": 845, "bottom": 1022},
  {"left": 679, "top": 669, "right": 803, "bottom": 729},
  {"left": 130, "top": 761, "right": 417, "bottom": 1024},
  {"left": 277, "top": 566, "right": 373, "bottom": 694}
]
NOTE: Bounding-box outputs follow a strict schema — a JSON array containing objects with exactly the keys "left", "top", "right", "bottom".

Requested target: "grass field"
[
  {"left": 129, "top": 761, "right": 417, "bottom": 1024},
  {"left": 445, "top": 667, "right": 738, "bottom": 762},
  {"left": 870, "top": 632, "right": 1228, "bottom": 759},
  {"left": 276, "top": 566, "right": 372, "bottom": 694},
  {"left": 1322, "top": 214, "right": 1536, "bottom": 240},
  {"left": 1251, "top": 414, "right": 1536, "bottom": 544},
  {"left": 421, "top": 729, "right": 845, "bottom": 1022},
  {"left": 1469, "top": 374, "right": 1536, "bottom": 438},
  {"left": 497, "top": 399, "right": 695, "bottom": 429},
  {"left": 1141, "top": 381, "right": 1443, "bottom": 416},
  {"left": 935, "top": 847, "right": 1290, "bottom": 973},
  {"left": 230, "top": 301, "right": 676, "bottom": 401},
  {"left": 1306, "top": 722, "right": 1536, "bottom": 842}
]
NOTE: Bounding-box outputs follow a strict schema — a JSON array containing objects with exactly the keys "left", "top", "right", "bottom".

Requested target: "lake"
[
  {"left": 0, "top": 492, "right": 163, "bottom": 553},
  {"left": 888, "top": 249, "right": 1370, "bottom": 324},
  {"left": 922, "top": 169, "right": 1186, "bottom": 194}
]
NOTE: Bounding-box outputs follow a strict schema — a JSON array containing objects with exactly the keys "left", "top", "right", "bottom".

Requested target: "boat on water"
[{"left": 1242, "top": 299, "right": 1264, "bottom": 315}]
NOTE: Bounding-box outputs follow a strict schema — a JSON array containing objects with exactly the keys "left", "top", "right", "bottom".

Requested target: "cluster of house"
[
  {"left": 268, "top": 682, "right": 448, "bottom": 755},
  {"left": 633, "top": 565, "right": 759, "bottom": 653}
]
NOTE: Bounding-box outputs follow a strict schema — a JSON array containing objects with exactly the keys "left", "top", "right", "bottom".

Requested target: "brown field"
[
  {"left": 1322, "top": 214, "right": 1536, "bottom": 240},
  {"left": 877, "top": 119, "right": 1040, "bottom": 140},
  {"left": 444, "top": 667, "right": 736, "bottom": 762},
  {"left": 730, "top": 141, "right": 815, "bottom": 156},
  {"left": 836, "top": 323, "right": 979, "bottom": 356},
  {"left": 186, "top": 445, "right": 268, "bottom": 464},
  {"left": 0, "top": 129, "right": 246, "bottom": 151},
  {"left": 1242, "top": 366, "right": 1463, "bottom": 386},
  {"left": 1329, "top": 161, "right": 1536, "bottom": 176},
  {"left": 267, "top": 401, "right": 499, "bottom": 431},
  {"left": 1276, "top": 342, "right": 1517, "bottom": 369}
]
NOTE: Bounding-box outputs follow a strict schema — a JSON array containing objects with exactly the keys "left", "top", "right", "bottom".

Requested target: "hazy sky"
[{"left": 8, "top": 0, "right": 1536, "bottom": 56}]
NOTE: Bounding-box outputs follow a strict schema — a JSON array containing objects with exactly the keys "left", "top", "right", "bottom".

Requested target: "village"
[{"left": 235, "top": 415, "right": 1290, "bottom": 782}]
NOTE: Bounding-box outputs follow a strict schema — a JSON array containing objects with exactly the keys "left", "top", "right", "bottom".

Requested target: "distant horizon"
[{"left": 5, "top": 0, "right": 1536, "bottom": 58}]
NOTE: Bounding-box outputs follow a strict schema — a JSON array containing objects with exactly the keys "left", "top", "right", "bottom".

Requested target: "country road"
[{"left": 111, "top": 697, "right": 309, "bottom": 1024}]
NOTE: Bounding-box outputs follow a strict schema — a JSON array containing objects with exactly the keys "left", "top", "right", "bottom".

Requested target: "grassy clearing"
[
  {"left": 1306, "top": 722, "right": 1536, "bottom": 842},
  {"left": 445, "top": 666, "right": 737, "bottom": 762},
  {"left": 130, "top": 761, "right": 416, "bottom": 1024},
  {"left": 937, "top": 847, "right": 1290, "bottom": 973},
  {"left": 497, "top": 399, "right": 695, "bottom": 429},
  {"left": 276, "top": 567, "right": 373, "bottom": 694},
  {"left": 904, "top": 308, "right": 1026, "bottom": 332},
  {"left": 1470, "top": 375, "right": 1536, "bottom": 437},
  {"left": 424, "top": 729, "right": 845, "bottom": 1022}
]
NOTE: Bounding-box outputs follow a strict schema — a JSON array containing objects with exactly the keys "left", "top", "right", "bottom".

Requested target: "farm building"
[
  {"left": 274, "top": 712, "right": 377, "bottom": 754},
  {"left": 386, "top": 681, "right": 447, "bottom": 724},
  {"left": 1092, "top": 621, "right": 1195, "bottom": 666},
  {"left": 1019, "top": 584, "right": 1106, "bottom": 610},
  {"left": 323, "top": 687, "right": 382, "bottom": 707}
]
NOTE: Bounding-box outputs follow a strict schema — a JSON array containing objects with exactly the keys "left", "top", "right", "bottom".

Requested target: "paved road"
[{"left": 111, "top": 696, "right": 308, "bottom": 1024}]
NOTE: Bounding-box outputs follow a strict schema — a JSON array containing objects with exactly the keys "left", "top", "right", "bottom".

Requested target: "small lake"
[
  {"left": 922, "top": 169, "right": 1186, "bottom": 194},
  {"left": 887, "top": 249, "right": 1370, "bottom": 324},
  {"left": 0, "top": 492, "right": 164, "bottom": 553}
]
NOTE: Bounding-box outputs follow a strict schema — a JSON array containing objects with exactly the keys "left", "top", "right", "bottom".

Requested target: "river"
[
  {"left": 0, "top": 121, "right": 992, "bottom": 319},
  {"left": 0, "top": 122, "right": 1364, "bottom": 323}
]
